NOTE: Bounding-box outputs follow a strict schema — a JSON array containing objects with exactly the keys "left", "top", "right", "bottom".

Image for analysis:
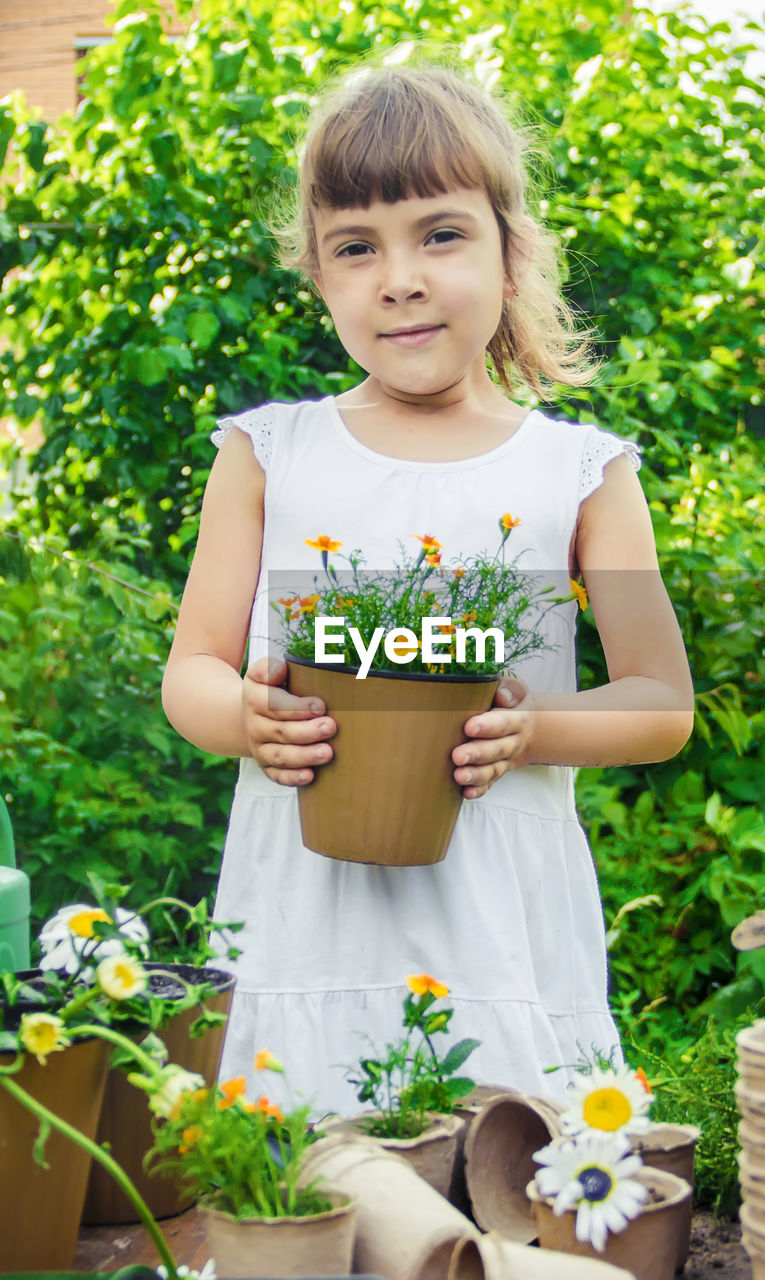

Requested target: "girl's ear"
[{"left": 503, "top": 216, "right": 537, "bottom": 298}]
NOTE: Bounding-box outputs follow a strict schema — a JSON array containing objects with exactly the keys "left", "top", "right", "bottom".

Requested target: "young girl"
[{"left": 162, "top": 61, "right": 693, "bottom": 1111}]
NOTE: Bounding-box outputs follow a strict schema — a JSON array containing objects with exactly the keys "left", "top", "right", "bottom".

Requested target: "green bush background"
[{"left": 1, "top": 0, "right": 763, "bottom": 1207}]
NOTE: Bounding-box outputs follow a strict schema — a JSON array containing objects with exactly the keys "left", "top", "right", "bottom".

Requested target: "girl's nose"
[{"left": 378, "top": 255, "right": 428, "bottom": 305}]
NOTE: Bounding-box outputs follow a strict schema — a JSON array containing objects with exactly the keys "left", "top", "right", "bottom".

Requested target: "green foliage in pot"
[
  {"left": 147, "top": 1051, "right": 331, "bottom": 1219},
  {"left": 346, "top": 975, "right": 480, "bottom": 1139},
  {"left": 277, "top": 522, "right": 578, "bottom": 677}
]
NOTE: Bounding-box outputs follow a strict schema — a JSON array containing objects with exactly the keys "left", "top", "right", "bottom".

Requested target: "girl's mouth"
[{"left": 381, "top": 325, "right": 443, "bottom": 348}]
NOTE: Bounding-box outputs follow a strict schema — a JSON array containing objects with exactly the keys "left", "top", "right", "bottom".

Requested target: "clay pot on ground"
[
  {"left": 82, "top": 963, "right": 235, "bottom": 1224},
  {"left": 199, "top": 1192, "right": 355, "bottom": 1280},
  {"left": 300, "top": 1131, "right": 480, "bottom": 1280},
  {"left": 449, "top": 1087, "right": 563, "bottom": 1218},
  {"left": 0, "top": 1036, "right": 110, "bottom": 1270},
  {"left": 325, "top": 1111, "right": 463, "bottom": 1199},
  {"left": 527, "top": 1166, "right": 692, "bottom": 1280},
  {"left": 287, "top": 658, "right": 498, "bottom": 866},
  {"left": 462, "top": 1092, "right": 563, "bottom": 1241},
  {"left": 632, "top": 1122, "right": 700, "bottom": 1270},
  {"left": 448, "top": 1232, "right": 638, "bottom": 1280}
]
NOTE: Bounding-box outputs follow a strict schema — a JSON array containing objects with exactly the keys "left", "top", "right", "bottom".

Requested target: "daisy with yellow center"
[
  {"left": 38, "top": 902, "right": 150, "bottom": 976},
  {"left": 560, "top": 1064, "right": 654, "bottom": 1138},
  {"left": 97, "top": 953, "right": 147, "bottom": 1001},
  {"left": 68, "top": 907, "right": 111, "bottom": 938},
  {"left": 19, "top": 1012, "right": 69, "bottom": 1065},
  {"left": 406, "top": 974, "right": 449, "bottom": 999},
  {"left": 533, "top": 1129, "right": 648, "bottom": 1252}
]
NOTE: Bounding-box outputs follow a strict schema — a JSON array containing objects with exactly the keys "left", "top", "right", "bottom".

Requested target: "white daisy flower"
[
  {"left": 559, "top": 1063, "right": 653, "bottom": 1137},
  {"left": 533, "top": 1130, "right": 648, "bottom": 1252},
  {"left": 38, "top": 904, "right": 150, "bottom": 976},
  {"left": 146, "top": 1064, "right": 207, "bottom": 1119},
  {"left": 97, "top": 953, "right": 148, "bottom": 1001}
]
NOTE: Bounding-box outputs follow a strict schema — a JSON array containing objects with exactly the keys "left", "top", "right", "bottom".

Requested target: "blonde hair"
[{"left": 274, "top": 59, "right": 598, "bottom": 398}]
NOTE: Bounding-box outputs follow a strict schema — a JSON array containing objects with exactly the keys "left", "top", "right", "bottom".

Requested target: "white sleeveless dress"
[{"left": 211, "top": 396, "right": 640, "bottom": 1114}]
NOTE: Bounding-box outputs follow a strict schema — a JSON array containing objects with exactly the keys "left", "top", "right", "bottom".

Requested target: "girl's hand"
[
  {"left": 242, "top": 657, "right": 336, "bottom": 787},
  {"left": 452, "top": 677, "right": 534, "bottom": 799}
]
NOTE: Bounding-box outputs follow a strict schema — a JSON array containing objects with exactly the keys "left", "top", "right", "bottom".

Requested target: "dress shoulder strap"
[{"left": 211, "top": 403, "right": 276, "bottom": 470}]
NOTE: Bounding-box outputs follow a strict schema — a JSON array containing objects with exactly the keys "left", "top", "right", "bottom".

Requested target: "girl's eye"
[
  {"left": 427, "top": 228, "right": 462, "bottom": 246},
  {"left": 336, "top": 242, "right": 372, "bottom": 258}
]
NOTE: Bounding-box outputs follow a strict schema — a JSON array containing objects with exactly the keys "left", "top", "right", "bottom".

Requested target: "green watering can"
[{"left": 0, "top": 797, "right": 31, "bottom": 970}]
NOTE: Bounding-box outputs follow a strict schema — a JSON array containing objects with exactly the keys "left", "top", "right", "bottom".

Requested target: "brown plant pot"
[
  {"left": 328, "top": 1111, "right": 463, "bottom": 1198},
  {"left": 448, "top": 1231, "right": 638, "bottom": 1280},
  {"left": 527, "top": 1166, "right": 692, "bottom": 1280},
  {"left": 300, "top": 1131, "right": 480, "bottom": 1280},
  {"left": 0, "top": 1036, "right": 110, "bottom": 1271},
  {"left": 287, "top": 659, "right": 498, "bottom": 866},
  {"left": 632, "top": 1123, "right": 700, "bottom": 1271},
  {"left": 463, "top": 1093, "right": 562, "bottom": 1242},
  {"left": 81, "top": 963, "right": 235, "bottom": 1224},
  {"left": 200, "top": 1191, "right": 355, "bottom": 1279}
]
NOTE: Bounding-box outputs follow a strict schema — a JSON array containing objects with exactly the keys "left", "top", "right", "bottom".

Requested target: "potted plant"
[
  {"left": 335, "top": 974, "right": 479, "bottom": 1197},
  {"left": 528, "top": 1059, "right": 693, "bottom": 1280},
  {"left": 277, "top": 520, "right": 581, "bottom": 866},
  {"left": 146, "top": 1052, "right": 355, "bottom": 1279},
  {"left": 0, "top": 949, "right": 198, "bottom": 1272},
  {"left": 28, "top": 875, "right": 242, "bottom": 1224}
]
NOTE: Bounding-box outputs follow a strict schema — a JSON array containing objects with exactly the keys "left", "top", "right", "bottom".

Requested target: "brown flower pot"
[
  {"left": 448, "top": 1232, "right": 638, "bottom": 1280},
  {"left": 527, "top": 1166, "right": 692, "bottom": 1280},
  {"left": 81, "top": 963, "right": 235, "bottom": 1224},
  {"left": 328, "top": 1111, "right": 463, "bottom": 1198},
  {"left": 287, "top": 659, "right": 498, "bottom": 866},
  {"left": 300, "top": 1131, "right": 480, "bottom": 1280},
  {"left": 448, "top": 1086, "right": 562, "bottom": 1218},
  {"left": 463, "top": 1093, "right": 562, "bottom": 1241},
  {"left": 200, "top": 1191, "right": 355, "bottom": 1279},
  {"left": 632, "top": 1123, "right": 700, "bottom": 1271},
  {"left": 0, "top": 1036, "right": 110, "bottom": 1270}
]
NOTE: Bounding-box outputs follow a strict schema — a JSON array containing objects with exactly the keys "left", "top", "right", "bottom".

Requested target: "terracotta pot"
[
  {"left": 463, "top": 1093, "right": 562, "bottom": 1241},
  {"left": 449, "top": 1087, "right": 563, "bottom": 1218},
  {"left": 447, "top": 1232, "right": 638, "bottom": 1280},
  {"left": 527, "top": 1166, "right": 692, "bottom": 1280},
  {"left": 326, "top": 1111, "right": 463, "bottom": 1198},
  {"left": 287, "top": 658, "right": 498, "bottom": 866},
  {"left": 632, "top": 1123, "right": 700, "bottom": 1270},
  {"left": 200, "top": 1191, "right": 355, "bottom": 1279},
  {"left": 0, "top": 1036, "right": 109, "bottom": 1270},
  {"left": 81, "top": 963, "right": 235, "bottom": 1224},
  {"left": 301, "top": 1131, "right": 480, "bottom": 1280}
]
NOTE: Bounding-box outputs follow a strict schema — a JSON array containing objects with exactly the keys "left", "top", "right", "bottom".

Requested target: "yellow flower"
[
  {"left": 412, "top": 533, "right": 442, "bottom": 551},
  {"left": 19, "top": 1012, "right": 69, "bottom": 1065},
  {"left": 255, "top": 1049, "right": 284, "bottom": 1073},
  {"left": 406, "top": 973, "right": 449, "bottom": 999},
  {"left": 305, "top": 536, "right": 342, "bottom": 553},
  {"left": 67, "top": 907, "right": 111, "bottom": 939},
  {"left": 179, "top": 1124, "right": 204, "bottom": 1154},
  {"left": 569, "top": 578, "right": 589, "bottom": 611},
  {"left": 560, "top": 1065, "right": 653, "bottom": 1137},
  {"left": 297, "top": 594, "right": 319, "bottom": 614},
  {"left": 424, "top": 550, "right": 442, "bottom": 567},
  {"left": 97, "top": 954, "right": 147, "bottom": 1001},
  {"left": 499, "top": 513, "right": 521, "bottom": 537},
  {"left": 218, "top": 1075, "right": 248, "bottom": 1110}
]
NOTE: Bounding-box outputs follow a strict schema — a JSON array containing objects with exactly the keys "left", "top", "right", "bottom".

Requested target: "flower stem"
[
  {"left": 0, "top": 1073, "right": 179, "bottom": 1278},
  {"left": 71, "top": 1023, "right": 161, "bottom": 1075}
]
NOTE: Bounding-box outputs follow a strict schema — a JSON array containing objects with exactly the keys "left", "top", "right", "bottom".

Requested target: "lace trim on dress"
[
  {"left": 579, "top": 431, "right": 641, "bottom": 505},
  {"left": 211, "top": 405, "right": 274, "bottom": 470}
]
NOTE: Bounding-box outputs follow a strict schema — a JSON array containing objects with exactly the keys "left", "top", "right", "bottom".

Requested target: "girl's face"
[{"left": 312, "top": 187, "right": 515, "bottom": 405}]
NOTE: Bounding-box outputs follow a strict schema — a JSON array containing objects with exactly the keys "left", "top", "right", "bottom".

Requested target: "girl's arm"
[
  {"left": 453, "top": 453, "right": 694, "bottom": 792},
  {"left": 162, "top": 429, "right": 335, "bottom": 777}
]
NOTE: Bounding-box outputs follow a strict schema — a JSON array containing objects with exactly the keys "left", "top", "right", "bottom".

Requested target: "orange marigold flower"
[
  {"left": 255, "top": 1049, "right": 284, "bottom": 1073},
  {"left": 218, "top": 1076, "right": 248, "bottom": 1110},
  {"left": 298, "top": 594, "right": 319, "bottom": 614},
  {"left": 569, "top": 578, "right": 589, "bottom": 611},
  {"left": 305, "top": 536, "right": 342, "bottom": 553},
  {"left": 499, "top": 513, "right": 521, "bottom": 535},
  {"left": 407, "top": 973, "right": 449, "bottom": 999},
  {"left": 453, "top": 567, "right": 466, "bottom": 579},
  {"left": 412, "top": 534, "right": 442, "bottom": 550},
  {"left": 425, "top": 551, "right": 442, "bottom": 567},
  {"left": 460, "top": 611, "right": 478, "bottom": 624},
  {"left": 278, "top": 596, "right": 299, "bottom": 607},
  {"left": 179, "top": 1124, "right": 204, "bottom": 1154},
  {"left": 635, "top": 1066, "right": 653, "bottom": 1096},
  {"left": 257, "top": 1095, "right": 285, "bottom": 1123}
]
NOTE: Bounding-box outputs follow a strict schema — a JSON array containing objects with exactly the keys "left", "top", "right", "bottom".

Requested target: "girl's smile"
[{"left": 312, "top": 188, "right": 516, "bottom": 407}]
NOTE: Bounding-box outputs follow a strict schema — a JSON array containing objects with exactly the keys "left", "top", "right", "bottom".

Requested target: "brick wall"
[{"left": 0, "top": 0, "right": 183, "bottom": 121}]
